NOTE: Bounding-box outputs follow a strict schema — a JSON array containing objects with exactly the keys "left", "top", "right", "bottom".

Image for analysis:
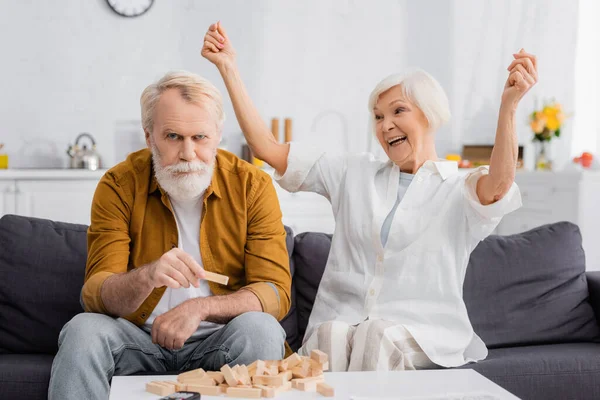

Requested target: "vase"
[{"left": 535, "top": 141, "right": 552, "bottom": 171}]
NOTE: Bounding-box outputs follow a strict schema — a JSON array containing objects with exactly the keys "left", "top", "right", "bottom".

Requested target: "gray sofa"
[{"left": 1, "top": 214, "right": 599, "bottom": 399}]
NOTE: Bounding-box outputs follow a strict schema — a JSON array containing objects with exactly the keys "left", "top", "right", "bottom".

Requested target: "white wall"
[{"left": 0, "top": 0, "right": 581, "bottom": 169}]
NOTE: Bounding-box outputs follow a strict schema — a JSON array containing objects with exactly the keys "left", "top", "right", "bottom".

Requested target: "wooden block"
[
  {"left": 186, "top": 384, "right": 222, "bottom": 396},
  {"left": 206, "top": 371, "right": 225, "bottom": 384},
  {"left": 273, "top": 381, "right": 292, "bottom": 395},
  {"left": 252, "top": 374, "right": 285, "bottom": 387},
  {"left": 247, "top": 360, "right": 258, "bottom": 370},
  {"left": 232, "top": 365, "right": 245, "bottom": 385},
  {"left": 291, "top": 366, "right": 308, "bottom": 379},
  {"left": 175, "top": 383, "right": 187, "bottom": 392},
  {"left": 284, "top": 353, "right": 303, "bottom": 368},
  {"left": 219, "top": 383, "right": 229, "bottom": 393},
  {"left": 255, "top": 360, "right": 266, "bottom": 376},
  {"left": 264, "top": 365, "right": 279, "bottom": 376},
  {"left": 317, "top": 382, "right": 335, "bottom": 397},
  {"left": 178, "top": 368, "right": 206, "bottom": 381},
  {"left": 278, "top": 360, "right": 289, "bottom": 372},
  {"left": 226, "top": 386, "right": 262, "bottom": 398},
  {"left": 146, "top": 381, "right": 175, "bottom": 396},
  {"left": 253, "top": 384, "right": 275, "bottom": 398},
  {"left": 279, "top": 370, "right": 293, "bottom": 381},
  {"left": 298, "top": 379, "right": 319, "bottom": 392},
  {"left": 221, "top": 364, "right": 240, "bottom": 387},
  {"left": 241, "top": 365, "right": 251, "bottom": 384},
  {"left": 292, "top": 376, "right": 325, "bottom": 389},
  {"left": 322, "top": 361, "right": 329, "bottom": 371},
  {"left": 311, "top": 349, "right": 329, "bottom": 364},
  {"left": 179, "top": 377, "right": 217, "bottom": 386},
  {"left": 248, "top": 366, "right": 257, "bottom": 378},
  {"left": 204, "top": 270, "right": 229, "bottom": 285}
]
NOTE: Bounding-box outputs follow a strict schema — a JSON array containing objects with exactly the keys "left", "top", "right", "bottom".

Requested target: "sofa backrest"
[
  {"left": 0, "top": 214, "right": 300, "bottom": 354},
  {"left": 291, "top": 222, "right": 600, "bottom": 349},
  {"left": 0, "top": 215, "right": 87, "bottom": 354}
]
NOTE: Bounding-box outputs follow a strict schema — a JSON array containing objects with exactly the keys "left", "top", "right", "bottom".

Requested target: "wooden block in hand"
[
  {"left": 317, "top": 382, "right": 335, "bottom": 397},
  {"left": 226, "top": 386, "right": 262, "bottom": 398},
  {"left": 284, "top": 353, "right": 303, "bottom": 368},
  {"left": 186, "top": 384, "right": 222, "bottom": 396},
  {"left": 220, "top": 364, "right": 239, "bottom": 387},
  {"left": 204, "top": 270, "right": 229, "bottom": 285}
]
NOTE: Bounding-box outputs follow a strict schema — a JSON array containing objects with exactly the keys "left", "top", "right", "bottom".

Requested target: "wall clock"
[{"left": 106, "top": 0, "right": 154, "bottom": 18}]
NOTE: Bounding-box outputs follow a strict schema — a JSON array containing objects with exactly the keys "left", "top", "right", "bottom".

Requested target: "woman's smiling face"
[{"left": 373, "top": 84, "right": 431, "bottom": 170}]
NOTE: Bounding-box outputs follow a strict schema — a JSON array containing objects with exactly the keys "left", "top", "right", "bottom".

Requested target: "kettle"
[{"left": 66, "top": 133, "right": 102, "bottom": 170}]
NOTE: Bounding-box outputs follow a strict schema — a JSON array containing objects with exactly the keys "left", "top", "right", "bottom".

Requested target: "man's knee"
[
  {"left": 59, "top": 313, "right": 116, "bottom": 348},
  {"left": 227, "top": 312, "right": 285, "bottom": 363}
]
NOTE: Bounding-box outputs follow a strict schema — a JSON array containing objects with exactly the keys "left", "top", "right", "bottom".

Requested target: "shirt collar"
[{"left": 381, "top": 159, "right": 458, "bottom": 181}]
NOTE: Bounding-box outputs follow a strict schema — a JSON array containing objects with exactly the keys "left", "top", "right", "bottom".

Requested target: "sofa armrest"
[{"left": 586, "top": 272, "right": 600, "bottom": 325}]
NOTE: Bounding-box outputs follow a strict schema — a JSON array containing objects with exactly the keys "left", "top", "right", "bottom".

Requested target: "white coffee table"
[{"left": 110, "top": 370, "right": 520, "bottom": 399}]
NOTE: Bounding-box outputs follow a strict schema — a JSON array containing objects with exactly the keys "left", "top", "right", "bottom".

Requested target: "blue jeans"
[{"left": 48, "top": 311, "right": 285, "bottom": 400}]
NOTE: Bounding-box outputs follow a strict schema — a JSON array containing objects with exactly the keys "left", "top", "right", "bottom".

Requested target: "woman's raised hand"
[
  {"left": 502, "top": 48, "right": 538, "bottom": 108},
  {"left": 201, "top": 21, "right": 236, "bottom": 69}
]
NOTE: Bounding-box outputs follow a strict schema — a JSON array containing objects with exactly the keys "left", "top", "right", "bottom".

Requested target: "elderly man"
[{"left": 48, "top": 71, "right": 291, "bottom": 400}]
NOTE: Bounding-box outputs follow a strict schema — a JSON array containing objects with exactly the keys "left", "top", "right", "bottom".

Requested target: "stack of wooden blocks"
[{"left": 146, "top": 350, "right": 334, "bottom": 398}]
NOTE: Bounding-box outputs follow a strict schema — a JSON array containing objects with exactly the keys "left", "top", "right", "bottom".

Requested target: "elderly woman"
[{"left": 202, "top": 22, "right": 537, "bottom": 371}]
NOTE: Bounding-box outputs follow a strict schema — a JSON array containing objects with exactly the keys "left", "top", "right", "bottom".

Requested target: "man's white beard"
[{"left": 150, "top": 142, "right": 215, "bottom": 201}]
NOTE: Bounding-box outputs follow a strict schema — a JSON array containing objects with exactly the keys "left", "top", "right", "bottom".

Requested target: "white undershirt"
[{"left": 143, "top": 193, "right": 224, "bottom": 340}]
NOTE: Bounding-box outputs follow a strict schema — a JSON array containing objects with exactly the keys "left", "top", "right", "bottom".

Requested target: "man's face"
[{"left": 146, "top": 88, "right": 221, "bottom": 201}]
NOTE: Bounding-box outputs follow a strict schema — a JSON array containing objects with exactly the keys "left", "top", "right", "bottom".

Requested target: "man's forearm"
[
  {"left": 194, "top": 289, "right": 263, "bottom": 325},
  {"left": 100, "top": 266, "right": 154, "bottom": 317}
]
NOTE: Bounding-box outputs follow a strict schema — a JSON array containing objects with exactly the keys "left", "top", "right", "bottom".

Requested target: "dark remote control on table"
[{"left": 158, "top": 391, "right": 201, "bottom": 400}]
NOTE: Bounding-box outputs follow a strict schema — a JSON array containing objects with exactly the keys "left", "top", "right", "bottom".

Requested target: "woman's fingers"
[
  {"left": 207, "top": 29, "right": 225, "bottom": 45},
  {"left": 204, "top": 34, "right": 223, "bottom": 50},
  {"left": 507, "top": 57, "right": 536, "bottom": 78},
  {"left": 510, "top": 64, "right": 535, "bottom": 87},
  {"left": 513, "top": 48, "right": 537, "bottom": 69},
  {"left": 204, "top": 40, "right": 219, "bottom": 54},
  {"left": 217, "top": 21, "right": 229, "bottom": 40}
]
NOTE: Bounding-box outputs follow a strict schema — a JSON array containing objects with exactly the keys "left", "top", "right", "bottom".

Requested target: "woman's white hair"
[
  {"left": 368, "top": 69, "right": 451, "bottom": 135},
  {"left": 141, "top": 70, "right": 225, "bottom": 134}
]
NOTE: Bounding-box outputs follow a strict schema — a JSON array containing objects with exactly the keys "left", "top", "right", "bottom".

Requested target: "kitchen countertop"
[{"left": 0, "top": 168, "right": 108, "bottom": 179}]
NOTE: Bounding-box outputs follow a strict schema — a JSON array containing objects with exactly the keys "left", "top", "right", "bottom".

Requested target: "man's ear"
[{"left": 144, "top": 129, "right": 151, "bottom": 148}]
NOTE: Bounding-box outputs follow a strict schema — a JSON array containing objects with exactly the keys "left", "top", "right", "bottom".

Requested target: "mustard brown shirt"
[{"left": 81, "top": 148, "right": 291, "bottom": 326}]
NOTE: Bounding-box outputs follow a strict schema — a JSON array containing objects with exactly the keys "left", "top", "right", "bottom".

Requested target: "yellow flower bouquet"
[{"left": 530, "top": 101, "right": 567, "bottom": 141}]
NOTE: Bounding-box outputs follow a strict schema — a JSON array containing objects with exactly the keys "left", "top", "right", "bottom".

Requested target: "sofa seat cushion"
[
  {"left": 464, "top": 222, "right": 600, "bottom": 348},
  {"left": 459, "top": 343, "right": 600, "bottom": 400},
  {"left": 0, "top": 354, "right": 54, "bottom": 400}
]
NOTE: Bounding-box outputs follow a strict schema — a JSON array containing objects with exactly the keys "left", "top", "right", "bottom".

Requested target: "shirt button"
[
  {"left": 417, "top": 176, "right": 424, "bottom": 183},
  {"left": 370, "top": 289, "right": 375, "bottom": 296}
]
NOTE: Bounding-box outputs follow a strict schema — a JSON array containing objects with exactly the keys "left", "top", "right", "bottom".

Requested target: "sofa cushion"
[
  {"left": 464, "top": 222, "right": 600, "bottom": 348},
  {"left": 0, "top": 215, "right": 87, "bottom": 354},
  {"left": 0, "top": 354, "right": 54, "bottom": 400},
  {"left": 292, "top": 232, "right": 332, "bottom": 341},
  {"left": 459, "top": 343, "right": 600, "bottom": 400},
  {"left": 278, "top": 226, "right": 300, "bottom": 350}
]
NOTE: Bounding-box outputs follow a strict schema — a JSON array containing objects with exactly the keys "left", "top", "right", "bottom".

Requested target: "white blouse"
[{"left": 275, "top": 142, "right": 522, "bottom": 367}]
